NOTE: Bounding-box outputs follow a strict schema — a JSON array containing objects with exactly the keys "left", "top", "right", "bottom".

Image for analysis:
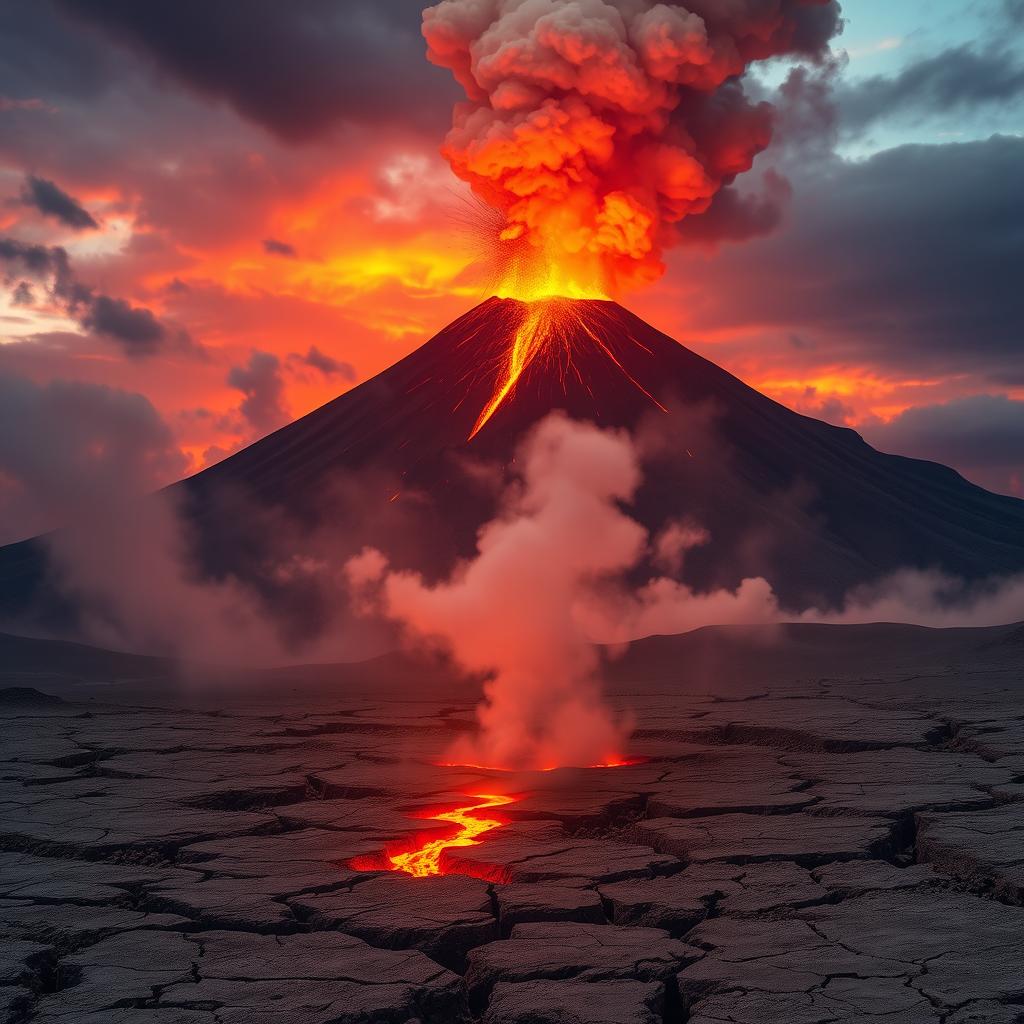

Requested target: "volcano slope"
[{"left": 2, "top": 297, "right": 1024, "bottom": 630}]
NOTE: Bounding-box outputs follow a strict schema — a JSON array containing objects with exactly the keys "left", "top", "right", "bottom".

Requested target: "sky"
[{"left": 0, "top": 0, "right": 1022, "bottom": 545}]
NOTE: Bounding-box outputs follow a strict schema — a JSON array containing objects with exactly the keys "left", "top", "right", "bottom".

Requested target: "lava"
[
  {"left": 387, "top": 793, "right": 518, "bottom": 878},
  {"left": 468, "top": 297, "right": 667, "bottom": 440},
  {"left": 469, "top": 301, "right": 555, "bottom": 439}
]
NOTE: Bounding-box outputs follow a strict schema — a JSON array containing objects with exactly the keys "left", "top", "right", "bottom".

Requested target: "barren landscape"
[{"left": 3, "top": 622, "right": 1024, "bottom": 1024}]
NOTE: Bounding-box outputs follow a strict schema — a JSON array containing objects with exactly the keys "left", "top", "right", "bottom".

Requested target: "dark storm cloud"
[
  {"left": 82, "top": 295, "right": 165, "bottom": 355},
  {"left": 679, "top": 134, "right": 1024, "bottom": 379},
  {"left": 294, "top": 345, "right": 357, "bottom": 382},
  {"left": 0, "top": 236, "right": 190, "bottom": 357},
  {"left": 0, "top": 237, "right": 87, "bottom": 307},
  {"left": 228, "top": 351, "right": 290, "bottom": 435},
  {"left": 674, "top": 172, "right": 792, "bottom": 247},
  {"left": 864, "top": 395, "right": 1024, "bottom": 496},
  {"left": 263, "top": 238, "right": 296, "bottom": 258},
  {"left": 839, "top": 45, "right": 1024, "bottom": 131},
  {"left": 53, "top": 0, "right": 458, "bottom": 142},
  {"left": 19, "top": 175, "right": 98, "bottom": 229},
  {"left": 0, "top": 371, "right": 188, "bottom": 544},
  {"left": 0, "top": 1, "right": 118, "bottom": 103}
]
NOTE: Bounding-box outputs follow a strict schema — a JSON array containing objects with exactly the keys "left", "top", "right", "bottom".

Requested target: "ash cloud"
[
  {"left": 422, "top": 0, "right": 842, "bottom": 290},
  {"left": 19, "top": 174, "right": 98, "bottom": 230}
]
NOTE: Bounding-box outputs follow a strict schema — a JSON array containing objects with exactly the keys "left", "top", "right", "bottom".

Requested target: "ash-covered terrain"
[{"left": 3, "top": 622, "right": 1024, "bottom": 1023}]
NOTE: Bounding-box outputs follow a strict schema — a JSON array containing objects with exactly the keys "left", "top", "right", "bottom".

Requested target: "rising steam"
[
  {"left": 423, "top": 0, "right": 841, "bottom": 296},
  {"left": 348, "top": 413, "right": 778, "bottom": 769},
  {"left": 349, "top": 412, "right": 1024, "bottom": 770}
]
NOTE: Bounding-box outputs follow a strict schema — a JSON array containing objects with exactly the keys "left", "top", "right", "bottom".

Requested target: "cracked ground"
[{"left": 3, "top": 626, "right": 1024, "bottom": 1023}]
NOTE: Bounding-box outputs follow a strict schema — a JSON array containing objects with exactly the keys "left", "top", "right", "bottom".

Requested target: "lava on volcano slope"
[{"left": 466, "top": 297, "right": 668, "bottom": 440}]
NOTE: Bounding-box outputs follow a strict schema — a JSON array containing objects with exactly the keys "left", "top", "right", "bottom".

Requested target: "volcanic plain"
[{"left": 3, "top": 621, "right": 1024, "bottom": 1024}]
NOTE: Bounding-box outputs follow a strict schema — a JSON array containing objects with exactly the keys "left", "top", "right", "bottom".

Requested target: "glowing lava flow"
[
  {"left": 468, "top": 297, "right": 667, "bottom": 441},
  {"left": 388, "top": 793, "right": 517, "bottom": 878},
  {"left": 469, "top": 302, "right": 553, "bottom": 440}
]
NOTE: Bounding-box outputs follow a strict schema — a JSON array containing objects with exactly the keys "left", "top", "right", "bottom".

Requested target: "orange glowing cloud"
[{"left": 423, "top": 0, "right": 838, "bottom": 298}]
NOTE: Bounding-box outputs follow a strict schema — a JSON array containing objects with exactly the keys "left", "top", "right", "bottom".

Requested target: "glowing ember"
[{"left": 388, "top": 793, "right": 518, "bottom": 878}]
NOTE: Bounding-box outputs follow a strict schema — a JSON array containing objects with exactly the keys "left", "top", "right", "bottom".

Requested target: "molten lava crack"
[{"left": 386, "top": 793, "right": 518, "bottom": 878}]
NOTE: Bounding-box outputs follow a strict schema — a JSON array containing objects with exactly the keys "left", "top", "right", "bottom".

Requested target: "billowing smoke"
[
  {"left": 348, "top": 412, "right": 1024, "bottom": 769},
  {"left": 348, "top": 413, "right": 780, "bottom": 769},
  {"left": 422, "top": 0, "right": 841, "bottom": 293}
]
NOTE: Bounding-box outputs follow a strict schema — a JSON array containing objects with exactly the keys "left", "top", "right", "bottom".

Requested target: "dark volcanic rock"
[
  {"left": 494, "top": 882, "right": 605, "bottom": 931},
  {"left": 484, "top": 978, "right": 664, "bottom": 1024},
  {"left": 295, "top": 873, "right": 496, "bottom": 968},
  {"left": 916, "top": 803, "right": 1024, "bottom": 903},
  {"left": 156, "top": 930, "right": 465, "bottom": 1024},
  {"left": 4, "top": 655, "right": 1024, "bottom": 1021},
  {"left": 465, "top": 922, "right": 701, "bottom": 1009},
  {"left": 632, "top": 811, "right": 896, "bottom": 866},
  {"left": 0, "top": 687, "right": 64, "bottom": 705}
]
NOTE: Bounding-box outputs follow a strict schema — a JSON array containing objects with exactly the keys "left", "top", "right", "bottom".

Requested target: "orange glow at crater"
[
  {"left": 468, "top": 294, "right": 667, "bottom": 440},
  {"left": 438, "top": 757, "right": 648, "bottom": 771}
]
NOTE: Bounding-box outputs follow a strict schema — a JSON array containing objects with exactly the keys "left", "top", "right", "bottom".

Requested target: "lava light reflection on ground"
[
  {"left": 387, "top": 793, "right": 518, "bottom": 878},
  {"left": 437, "top": 757, "right": 649, "bottom": 772}
]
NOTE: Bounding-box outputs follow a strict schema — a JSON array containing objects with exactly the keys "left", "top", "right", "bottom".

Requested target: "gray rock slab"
[
  {"left": 917, "top": 803, "right": 1024, "bottom": 901},
  {"left": 494, "top": 883, "right": 605, "bottom": 930},
  {"left": 484, "top": 978, "right": 663, "bottom": 1024},
  {"left": 633, "top": 811, "right": 895, "bottom": 865},
  {"left": 446, "top": 821, "right": 678, "bottom": 883},
  {"left": 782, "top": 748, "right": 1010, "bottom": 816},
  {"left": 156, "top": 930, "right": 465, "bottom": 1024},
  {"left": 295, "top": 873, "right": 496, "bottom": 967},
  {"left": 466, "top": 922, "right": 701, "bottom": 1008}
]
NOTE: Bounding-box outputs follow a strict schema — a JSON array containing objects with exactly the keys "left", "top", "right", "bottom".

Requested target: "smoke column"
[
  {"left": 422, "top": 0, "right": 841, "bottom": 295},
  {"left": 347, "top": 414, "right": 779, "bottom": 770}
]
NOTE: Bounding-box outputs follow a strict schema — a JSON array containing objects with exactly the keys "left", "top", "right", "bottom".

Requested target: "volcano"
[{"left": 2, "top": 298, "right": 1024, "bottom": 631}]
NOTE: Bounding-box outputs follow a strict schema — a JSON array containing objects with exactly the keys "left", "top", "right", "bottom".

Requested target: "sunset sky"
[{"left": 1, "top": 0, "right": 1022, "bottom": 544}]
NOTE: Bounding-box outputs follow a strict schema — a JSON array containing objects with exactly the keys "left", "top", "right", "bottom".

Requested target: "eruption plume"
[{"left": 423, "top": 0, "right": 840, "bottom": 297}]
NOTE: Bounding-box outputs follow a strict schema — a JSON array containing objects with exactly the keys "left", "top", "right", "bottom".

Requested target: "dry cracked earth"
[{"left": 4, "top": 637, "right": 1024, "bottom": 1024}]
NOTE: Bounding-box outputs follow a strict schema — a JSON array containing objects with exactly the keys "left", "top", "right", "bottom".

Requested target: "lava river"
[{"left": 386, "top": 793, "right": 519, "bottom": 878}]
